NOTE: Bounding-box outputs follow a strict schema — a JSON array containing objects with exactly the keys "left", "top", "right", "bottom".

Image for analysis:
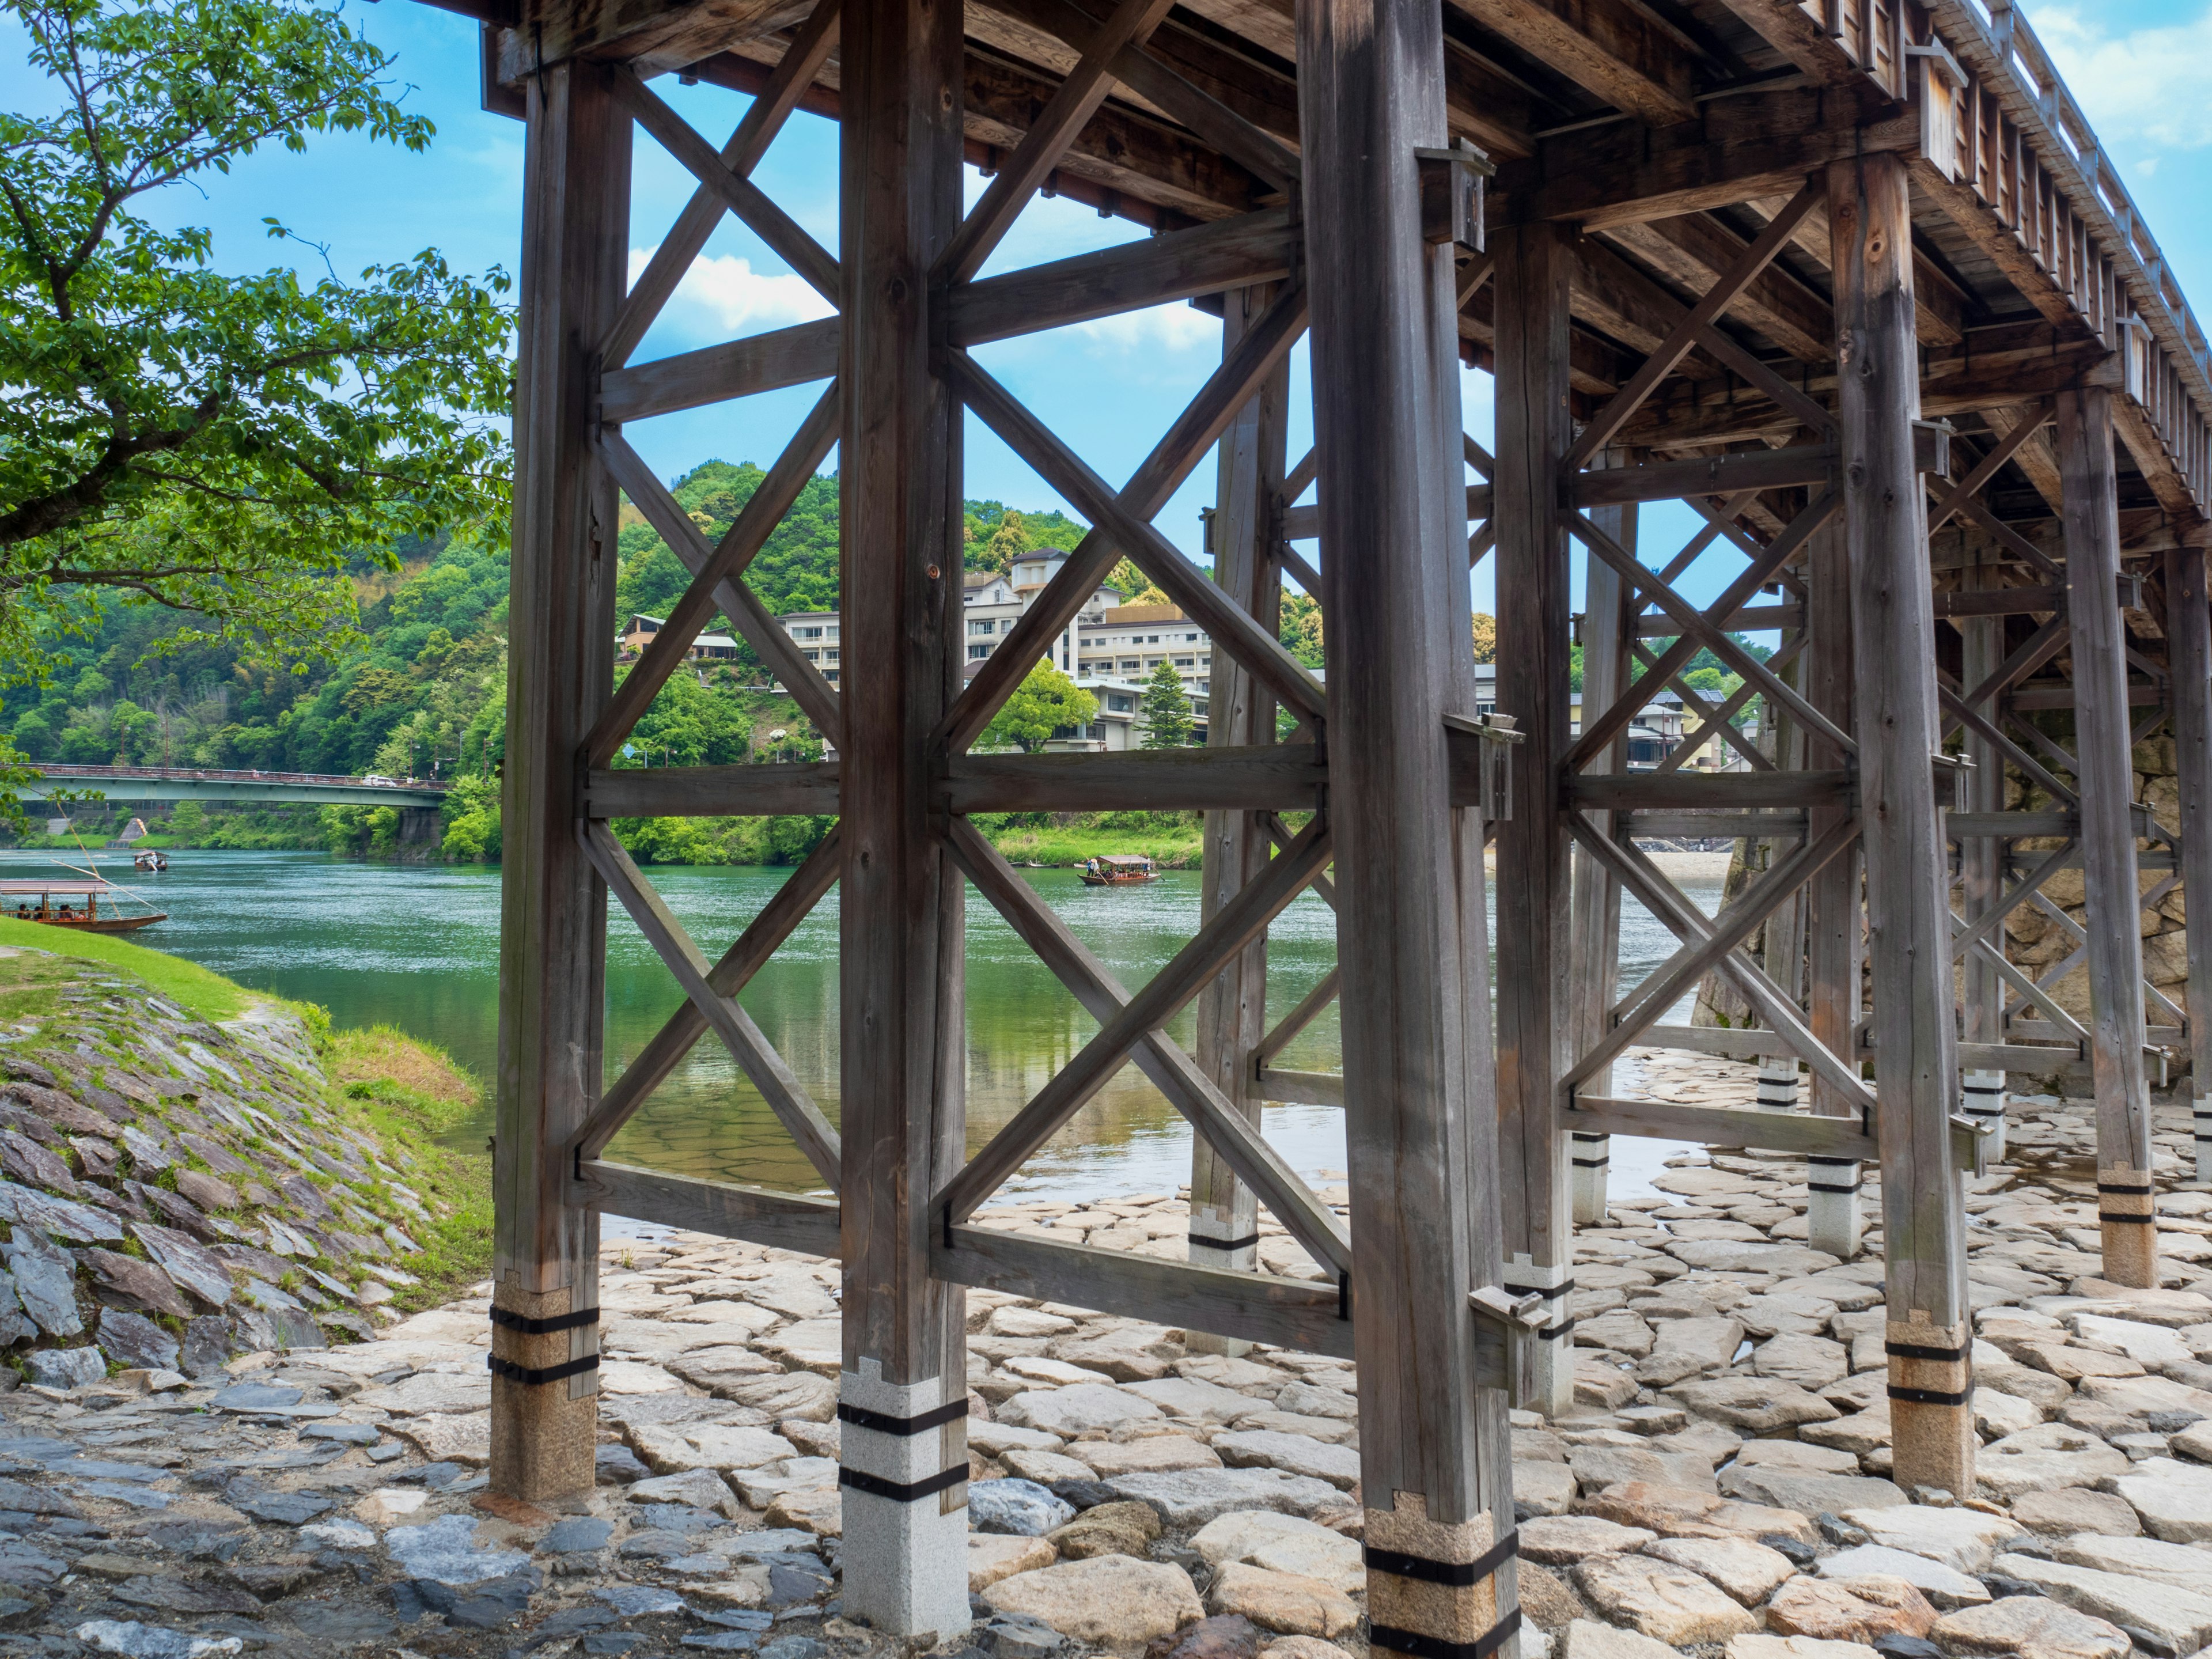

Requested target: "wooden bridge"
[{"left": 424, "top": 0, "right": 2212, "bottom": 1646}]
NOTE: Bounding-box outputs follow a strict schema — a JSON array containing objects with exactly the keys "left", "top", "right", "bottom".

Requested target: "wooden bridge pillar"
[
  {"left": 1300, "top": 0, "right": 1519, "bottom": 1645},
  {"left": 1830, "top": 151, "right": 1973, "bottom": 1497},
  {"left": 489, "top": 58, "right": 628, "bottom": 1505},
  {"left": 1493, "top": 218, "right": 1577, "bottom": 1416},
  {"left": 1959, "top": 554, "right": 2010, "bottom": 1160},
  {"left": 2060, "top": 387, "right": 2159, "bottom": 1288},
  {"left": 836, "top": 0, "right": 973, "bottom": 1632},
  {"left": 1802, "top": 518, "right": 1864, "bottom": 1260},
  {"left": 1191, "top": 284, "right": 1290, "bottom": 1339},
  {"left": 2169, "top": 538, "right": 2212, "bottom": 1182}
]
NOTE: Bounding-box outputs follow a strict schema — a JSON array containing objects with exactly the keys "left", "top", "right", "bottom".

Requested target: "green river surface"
[{"left": 0, "top": 849, "right": 1721, "bottom": 1203}]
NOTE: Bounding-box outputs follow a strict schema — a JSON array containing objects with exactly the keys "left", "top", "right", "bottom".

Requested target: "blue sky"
[{"left": 6, "top": 1, "right": 2209, "bottom": 618}]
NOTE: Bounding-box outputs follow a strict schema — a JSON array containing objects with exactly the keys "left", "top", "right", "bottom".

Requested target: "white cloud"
[
  {"left": 2021, "top": 3, "right": 2212, "bottom": 151},
  {"left": 627, "top": 247, "right": 836, "bottom": 340},
  {"left": 1072, "top": 301, "right": 1222, "bottom": 358}
]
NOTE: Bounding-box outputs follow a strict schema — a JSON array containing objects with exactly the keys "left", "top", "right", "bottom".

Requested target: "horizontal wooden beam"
[
  {"left": 1284, "top": 480, "right": 1490, "bottom": 542},
  {"left": 1455, "top": 0, "right": 1697, "bottom": 127},
  {"left": 945, "top": 745, "right": 1327, "bottom": 812},
  {"left": 1572, "top": 445, "right": 1834, "bottom": 506},
  {"left": 1946, "top": 811, "right": 2074, "bottom": 839},
  {"left": 1637, "top": 1023, "right": 2084, "bottom": 1074},
  {"left": 496, "top": 0, "right": 811, "bottom": 82},
  {"left": 935, "top": 1222, "right": 1355, "bottom": 1357},
  {"left": 1632, "top": 603, "right": 1800, "bottom": 637},
  {"left": 600, "top": 317, "right": 838, "bottom": 425},
  {"left": 1566, "top": 770, "right": 1854, "bottom": 810},
  {"left": 586, "top": 761, "right": 841, "bottom": 818},
  {"left": 1562, "top": 1093, "right": 1880, "bottom": 1160},
  {"left": 1494, "top": 85, "right": 1918, "bottom": 232},
  {"left": 576, "top": 1160, "right": 842, "bottom": 1255},
  {"left": 1255, "top": 1067, "right": 1342, "bottom": 1108},
  {"left": 1626, "top": 811, "right": 1806, "bottom": 840}
]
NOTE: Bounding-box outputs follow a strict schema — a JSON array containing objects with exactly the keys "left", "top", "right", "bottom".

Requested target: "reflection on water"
[{"left": 0, "top": 847, "right": 1721, "bottom": 1199}]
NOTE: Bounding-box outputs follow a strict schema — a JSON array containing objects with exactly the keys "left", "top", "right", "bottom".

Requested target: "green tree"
[
  {"left": 1471, "top": 612, "right": 1496, "bottom": 664},
  {"left": 166, "top": 798, "right": 209, "bottom": 842},
  {"left": 1140, "top": 657, "right": 1194, "bottom": 748},
  {"left": 983, "top": 510, "right": 1031, "bottom": 575},
  {"left": 0, "top": 0, "right": 514, "bottom": 810},
  {"left": 982, "top": 662, "right": 1097, "bottom": 752}
]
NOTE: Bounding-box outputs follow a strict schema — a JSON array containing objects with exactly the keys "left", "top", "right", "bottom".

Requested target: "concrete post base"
[
  {"left": 1570, "top": 1132, "right": 1611, "bottom": 1226},
  {"left": 1806, "top": 1158, "right": 1864, "bottom": 1260},
  {"left": 838, "top": 1362, "right": 972, "bottom": 1641},
  {"left": 1962, "top": 1070, "right": 2008, "bottom": 1161}
]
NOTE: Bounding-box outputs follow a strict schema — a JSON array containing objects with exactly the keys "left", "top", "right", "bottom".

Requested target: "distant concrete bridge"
[{"left": 20, "top": 764, "right": 452, "bottom": 809}]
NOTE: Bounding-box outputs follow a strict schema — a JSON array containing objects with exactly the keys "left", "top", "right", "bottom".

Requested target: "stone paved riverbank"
[{"left": 3, "top": 1053, "right": 2212, "bottom": 1659}]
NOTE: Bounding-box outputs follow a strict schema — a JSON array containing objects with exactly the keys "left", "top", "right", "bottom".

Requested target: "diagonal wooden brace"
[{"left": 580, "top": 823, "right": 842, "bottom": 1190}]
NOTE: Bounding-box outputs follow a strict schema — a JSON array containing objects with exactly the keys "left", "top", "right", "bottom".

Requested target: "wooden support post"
[
  {"left": 1568, "top": 468, "right": 1634, "bottom": 1227},
  {"left": 2169, "top": 540, "right": 2212, "bottom": 1182},
  {"left": 1803, "top": 518, "right": 1865, "bottom": 1259},
  {"left": 1191, "top": 284, "right": 1289, "bottom": 1345},
  {"left": 1831, "top": 152, "right": 1973, "bottom": 1497},
  {"left": 1300, "top": 0, "right": 1519, "bottom": 1645},
  {"left": 1759, "top": 652, "right": 1808, "bottom": 1115},
  {"left": 1494, "top": 218, "right": 1576, "bottom": 1415},
  {"left": 839, "top": 0, "right": 970, "bottom": 1631},
  {"left": 490, "top": 59, "right": 628, "bottom": 1505},
  {"left": 1960, "top": 553, "right": 2010, "bottom": 1160},
  {"left": 2059, "top": 387, "right": 2159, "bottom": 1290}
]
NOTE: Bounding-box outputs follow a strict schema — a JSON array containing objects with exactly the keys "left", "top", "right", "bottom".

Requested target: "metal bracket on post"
[
  {"left": 1469, "top": 1285, "right": 1550, "bottom": 1403},
  {"left": 1414, "top": 138, "right": 1494, "bottom": 253},
  {"left": 1446, "top": 710, "right": 1522, "bottom": 823},
  {"left": 1949, "top": 1111, "right": 1998, "bottom": 1178}
]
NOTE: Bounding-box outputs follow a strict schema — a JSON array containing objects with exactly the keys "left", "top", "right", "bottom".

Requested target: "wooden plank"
[
  {"left": 941, "top": 0, "right": 1178, "bottom": 283},
  {"left": 1633, "top": 602, "right": 1800, "bottom": 635},
  {"left": 497, "top": 0, "right": 812, "bottom": 83},
  {"left": 947, "top": 746, "right": 1327, "bottom": 813},
  {"left": 836, "top": 0, "right": 971, "bottom": 1627},
  {"left": 1571, "top": 445, "right": 1835, "bottom": 506},
  {"left": 1302, "top": 0, "right": 1517, "bottom": 1593},
  {"left": 1283, "top": 480, "right": 1488, "bottom": 542},
  {"left": 599, "top": 316, "right": 839, "bottom": 425},
  {"left": 578, "top": 1160, "right": 842, "bottom": 1256},
  {"left": 585, "top": 761, "right": 842, "bottom": 817},
  {"left": 609, "top": 68, "right": 838, "bottom": 302},
  {"left": 936, "top": 279, "right": 1313, "bottom": 751},
  {"left": 575, "top": 828, "right": 842, "bottom": 1158},
  {"left": 1946, "top": 812, "right": 2076, "bottom": 838},
  {"left": 492, "top": 57, "right": 628, "bottom": 1505},
  {"left": 1602, "top": 213, "right": 1835, "bottom": 364},
  {"left": 934, "top": 1224, "right": 1355, "bottom": 1358},
  {"left": 583, "top": 823, "right": 843, "bottom": 1185},
  {"left": 1495, "top": 88, "right": 1921, "bottom": 233},
  {"left": 944, "top": 820, "right": 1350, "bottom": 1274},
  {"left": 951, "top": 207, "right": 1298, "bottom": 346},
  {"left": 1564, "top": 1095, "right": 1880, "bottom": 1161},
  {"left": 1256, "top": 1069, "right": 1344, "bottom": 1108},
  {"left": 2167, "top": 541, "right": 2212, "bottom": 1180},
  {"left": 1832, "top": 150, "right": 1972, "bottom": 1497},
  {"left": 949, "top": 344, "right": 1328, "bottom": 722},
  {"left": 938, "top": 819, "right": 1333, "bottom": 1222},
  {"left": 600, "top": 0, "right": 839, "bottom": 369},
  {"left": 1455, "top": 0, "right": 1695, "bottom": 126},
  {"left": 586, "top": 382, "right": 840, "bottom": 766},
  {"left": 1493, "top": 219, "right": 1577, "bottom": 1417},
  {"left": 2059, "top": 385, "right": 2158, "bottom": 1289},
  {"left": 599, "top": 433, "right": 843, "bottom": 736}
]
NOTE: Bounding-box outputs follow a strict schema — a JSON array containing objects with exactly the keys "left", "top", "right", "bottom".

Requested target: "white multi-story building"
[{"left": 778, "top": 548, "right": 1212, "bottom": 750}]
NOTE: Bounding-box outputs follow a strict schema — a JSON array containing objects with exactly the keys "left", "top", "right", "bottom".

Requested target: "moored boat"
[
  {"left": 0, "top": 878, "right": 166, "bottom": 933},
  {"left": 1079, "top": 854, "right": 1156, "bottom": 886}
]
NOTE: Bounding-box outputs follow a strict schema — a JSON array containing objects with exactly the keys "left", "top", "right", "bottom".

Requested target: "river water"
[{"left": 0, "top": 848, "right": 1723, "bottom": 1202}]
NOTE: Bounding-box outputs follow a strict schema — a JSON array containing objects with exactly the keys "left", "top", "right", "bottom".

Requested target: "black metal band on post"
[
  {"left": 1887, "top": 1383, "right": 1970, "bottom": 1407},
  {"left": 1365, "top": 1532, "right": 1518, "bottom": 1587},
  {"left": 837, "top": 1464, "right": 967, "bottom": 1503},
  {"left": 1884, "top": 1340, "right": 1968, "bottom": 1363},
  {"left": 2097, "top": 1181, "right": 2156, "bottom": 1195},
  {"left": 1370, "top": 1611, "right": 1522, "bottom": 1659},
  {"left": 490, "top": 1306, "right": 601, "bottom": 1336},
  {"left": 837, "top": 1399, "right": 969, "bottom": 1436},
  {"left": 1188, "top": 1232, "right": 1263, "bottom": 1253},
  {"left": 486, "top": 1353, "right": 601, "bottom": 1387},
  {"left": 2099, "top": 1212, "right": 2157, "bottom": 1224},
  {"left": 1808, "top": 1180, "right": 1862, "bottom": 1194}
]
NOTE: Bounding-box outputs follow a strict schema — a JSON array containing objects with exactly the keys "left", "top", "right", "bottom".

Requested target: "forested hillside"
[{"left": 0, "top": 460, "right": 1245, "bottom": 866}]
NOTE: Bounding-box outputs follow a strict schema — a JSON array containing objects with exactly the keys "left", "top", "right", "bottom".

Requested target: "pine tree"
[{"left": 1140, "top": 657, "right": 1194, "bottom": 748}]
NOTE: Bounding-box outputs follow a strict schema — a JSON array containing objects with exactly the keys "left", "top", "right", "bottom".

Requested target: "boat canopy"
[
  {"left": 1092, "top": 855, "right": 1153, "bottom": 870},
  {"left": 0, "top": 878, "right": 116, "bottom": 895}
]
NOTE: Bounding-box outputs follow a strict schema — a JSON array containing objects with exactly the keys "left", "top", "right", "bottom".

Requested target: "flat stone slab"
[
  {"left": 2112, "top": 1456, "right": 2212, "bottom": 1541},
  {"left": 1931, "top": 1596, "right": 2128, "bottom": 1659},
  {"left": 1840, "top": 1505, "right": 2022, "bottom": 1571},
  {"left": 1990, "top": 1551, "right": 2212, "bottom": 1656},
  {"left": 1109, "top": 1468, "right": 1344, "bottom": 1528},
  {"left": 982, "top": 1554, "right": 1204, "bottom": 1645},
  {"left": 1572, "top": 1554, "right": 1760, "bottom": 1645},
  {"left": 1977, "top": 1424, "right": 2132, "bottom": 1502},
  {"left": 2048, "top": 1529, "right": 2212, "bottom": 1590},
  {"left": 1815, "top": 1546, "right": 1987, "bottom": 1609},
  {"left": 1518, "top": 1516, "right": 1657, "bottom": 1565},
  {"left": 999, "top": 1384, "right": 1164, "bottom": 1438},
  {"left": 1190, "top": 1513, "right": 1362, "bottom": 1595}
]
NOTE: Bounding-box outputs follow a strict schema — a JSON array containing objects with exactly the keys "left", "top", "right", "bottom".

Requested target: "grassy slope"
[{"left": 0, "top": 924, "right": 493, "bottom": 1316}]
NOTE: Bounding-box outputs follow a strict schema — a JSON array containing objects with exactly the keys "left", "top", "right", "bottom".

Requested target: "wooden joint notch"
[
  {"left": 1468, "top": 1285, "right": 1550, "bottom": 1400},
  {"left": 1950, "top": 1112, "right": 1997, "bottom": 1178},
  {"left": 1415, "top": 139, "right": 1495, "bottom": 252}
]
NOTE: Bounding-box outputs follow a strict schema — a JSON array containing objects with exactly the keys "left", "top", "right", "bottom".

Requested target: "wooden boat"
[
  {"left": 134, "top": 849, "right": 169, "bottom": 872},
  {"left": 0, "top": 878, "right": 166, "bottom": 933},
  {"left": 1080, "top": 854, "right": 1156, "bottom": 886}
]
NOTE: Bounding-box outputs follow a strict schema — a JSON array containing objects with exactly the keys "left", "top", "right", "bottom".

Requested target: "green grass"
[{"left": 0, "top": 916, "right": 260, "bottom": 1022}]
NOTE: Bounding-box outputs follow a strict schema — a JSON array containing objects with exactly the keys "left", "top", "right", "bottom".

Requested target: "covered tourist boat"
[
  {"left": 0, "top": 877, "right": 166, "bottom": 933},
  {"left": 1079, "top": 854, "right": 1156, "bottom": 887}
]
